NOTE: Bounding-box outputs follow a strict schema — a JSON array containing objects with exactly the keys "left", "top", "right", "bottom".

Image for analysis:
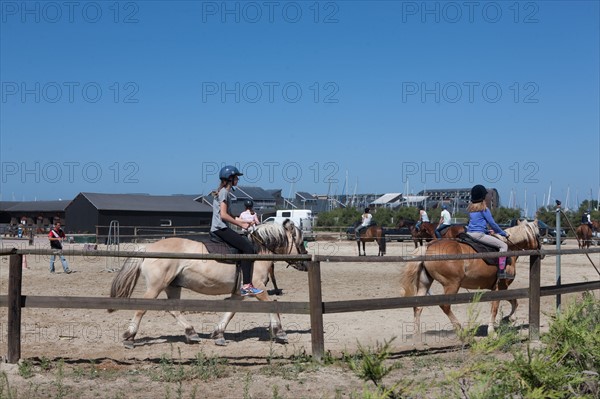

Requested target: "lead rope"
[{"left": 558, "top": 210, "right": 600, "bottom": 276}]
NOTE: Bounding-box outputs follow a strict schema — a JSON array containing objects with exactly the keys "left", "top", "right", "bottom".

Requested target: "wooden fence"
[{"left": 1, "top": 246, "right": 600, "bottom": 363}]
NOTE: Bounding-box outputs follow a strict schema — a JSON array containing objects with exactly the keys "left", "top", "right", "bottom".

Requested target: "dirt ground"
[{"left": 1, "top": 235, "right": 599, "bottom": 398}]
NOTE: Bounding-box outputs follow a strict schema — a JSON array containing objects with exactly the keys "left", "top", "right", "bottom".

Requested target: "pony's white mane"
[
  {"left": 250, "top": 221, "right": 303, "bottom": 253},
  {"left": 502, "top": 220, "right": 539, "bottom": 246}
]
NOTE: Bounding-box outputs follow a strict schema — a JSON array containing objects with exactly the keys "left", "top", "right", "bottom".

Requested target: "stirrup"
[{"left": 497, "top": 271, "right": 515, "bottom": 280}]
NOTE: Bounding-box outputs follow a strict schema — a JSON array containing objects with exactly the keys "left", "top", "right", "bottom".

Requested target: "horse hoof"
[
  {"left": 123, "top": 340, "right": 135, "bottom": 349},
  {"left": 186, "top": 333, "right": 201, "bottom": 344},
  {"left": 275, "top": 334, "right": 288, "bottom": 344},
  {"left": 214, "top": 338, "right": 227, "bottom": 346}
]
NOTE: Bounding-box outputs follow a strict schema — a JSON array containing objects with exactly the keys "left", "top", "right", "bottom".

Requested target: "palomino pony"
[
  {"left": 576, "top": 224, "right": 593, "bottom": 249},
  {"left": 400, "top": 219, "right": 540, "bottom": 336},
  {"left": 355, "top": 223, "right": 386, "bottom": 256},
  {"left": 108, "top": 220, "right": 309, "bottom": 348}
]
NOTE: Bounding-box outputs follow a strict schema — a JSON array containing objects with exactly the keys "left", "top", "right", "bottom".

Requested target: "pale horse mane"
[
  {"left": 249, "top": 220, "right": 301, "bottom": 254},
  {"left": 501, "top": 220, "right": 540, "bottom": 247}
]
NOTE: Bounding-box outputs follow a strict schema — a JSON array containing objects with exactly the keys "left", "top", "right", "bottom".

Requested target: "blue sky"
[{"left": 1, "top": 0, "right": 599, "bottom": 214}]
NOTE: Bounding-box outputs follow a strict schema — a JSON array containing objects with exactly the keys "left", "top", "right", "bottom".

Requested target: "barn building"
[{"left": 66, "top": 192, "right": 212, "bottom": 241}]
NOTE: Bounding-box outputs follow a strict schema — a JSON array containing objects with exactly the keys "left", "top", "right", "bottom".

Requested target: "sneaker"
[
  {"left": 50, "top": 270, "right": 55, "bottom": 274},
  {"left": 64, "top": 269, "right": 72, "bottom": 274},
  {"left": 497, "top": 271, "right": 515, "bottom": 280},
  {"left": 240, "top": 285, "right": 263, "bottom": 296}
]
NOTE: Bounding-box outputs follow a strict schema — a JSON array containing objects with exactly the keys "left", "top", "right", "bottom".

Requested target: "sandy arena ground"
[{"left": 1, "top": 234, "right": 599, "bottom": 398}]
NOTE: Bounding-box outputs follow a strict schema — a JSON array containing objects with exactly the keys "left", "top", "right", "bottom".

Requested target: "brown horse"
[
  {"left": 400, "top": 219, "right": 540, "bottom": 336},
  {"left": 576, "top": 224, "right": 593, "bottom": 249},
  {"left": 398, "top": 219, "right": 465, "bottom": 248},
  {"left": 356, "top": 224, "right": 386, "bottom": 256}
]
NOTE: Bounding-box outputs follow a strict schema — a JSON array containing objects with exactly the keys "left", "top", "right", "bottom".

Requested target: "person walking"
[{"left": 48, "top": 222, "right": 71, "bottom": 274}]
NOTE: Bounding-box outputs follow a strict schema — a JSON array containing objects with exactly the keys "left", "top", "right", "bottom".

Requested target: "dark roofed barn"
[{"left": 66, "top": 192, "right": 212, "bottom": 241}]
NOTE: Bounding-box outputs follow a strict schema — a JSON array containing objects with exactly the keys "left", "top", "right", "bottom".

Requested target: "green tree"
[{"left": 491, "top": 207, "right": 522, "bottom": 225}]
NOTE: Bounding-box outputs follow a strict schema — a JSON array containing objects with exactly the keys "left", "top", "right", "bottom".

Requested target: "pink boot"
[
  {"left": 497, "top": 257, "right": 514, "bottom": 279},
  {"left": 498, "top": 256, "right": 507, "bottom": 270}
]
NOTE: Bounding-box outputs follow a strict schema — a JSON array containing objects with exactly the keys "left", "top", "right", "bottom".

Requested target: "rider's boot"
[{"left": 497, "top": 256, "right": 514, "bottom": 279}]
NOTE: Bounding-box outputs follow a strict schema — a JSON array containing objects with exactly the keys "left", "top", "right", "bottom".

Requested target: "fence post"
[
  {"left": 8, "top": 253, "right": 23, "bottom": 363},
  {"left": 307, "top": 261, "right": 324, "bottom": 361},
  {"left": 528, "top": 254, "right": 541, "bottom": 341}
]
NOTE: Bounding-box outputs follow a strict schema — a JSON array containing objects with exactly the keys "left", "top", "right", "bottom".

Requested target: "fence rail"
[{"left": 2, "top": 247, "right": 600, "bottom": 363}]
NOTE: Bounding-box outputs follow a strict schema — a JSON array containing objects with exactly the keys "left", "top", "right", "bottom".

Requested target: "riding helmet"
[
  {"left": 244, "top": 199, "right": 254, "bottom": 208},
  {"left": 219, "top": 165, "right": 243, "bottom": 180},
  {"left": 364, "top": 208, "right": 370, "bottom": 213},
  {"left": 470, "top": 184, "right": 488, "bottom": 203}
]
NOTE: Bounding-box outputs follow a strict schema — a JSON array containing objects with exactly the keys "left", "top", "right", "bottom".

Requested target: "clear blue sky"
[{"left": 1, "top": 1, "right": 599, "bottom": 215}]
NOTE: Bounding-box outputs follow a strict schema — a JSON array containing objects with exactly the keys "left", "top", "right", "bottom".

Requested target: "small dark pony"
[
  {"left": 576, "top": 224, "right": 593, "bottom": 249},
  {"left": 355, "top": 223, "right": 386, "bottom": 256}
]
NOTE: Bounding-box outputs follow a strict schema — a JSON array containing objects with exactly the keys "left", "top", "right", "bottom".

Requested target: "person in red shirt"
[{"left": 48, "top": 222, "right": 71, "bottom": 274}]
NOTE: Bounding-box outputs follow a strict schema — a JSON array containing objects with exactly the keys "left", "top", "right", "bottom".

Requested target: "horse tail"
[
  {"left": 399, "top": 247, "right": 426, "bottom": 297},
  {"left": 108, "top": 257, "right": 143, "bottom": 313}
]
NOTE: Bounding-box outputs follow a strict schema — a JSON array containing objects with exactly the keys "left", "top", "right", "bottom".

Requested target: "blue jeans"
[
  {"left": 50, "top": 250, "right": 69, "bottom": 272},
  {"left": 435, "top": 224, "right": 451, "bottom": 239}
]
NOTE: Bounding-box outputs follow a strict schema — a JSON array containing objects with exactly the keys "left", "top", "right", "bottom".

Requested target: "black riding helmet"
[
  {"left": 470, "top": 184, "right": 488, "bottom": 203},
  {"left": 244, "top": 199, "right": 254, "bottom": 208}
]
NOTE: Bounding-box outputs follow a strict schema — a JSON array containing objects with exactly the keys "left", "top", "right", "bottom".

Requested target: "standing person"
[
  {"left": 415, "top": 205, "right": 429, "bottom": 231},
  {"left": 355, "top": 207, "right": 373, "bottom": 241},
  {"left": 435, "top": 204, "right": 452, "bottom": 239},
  {"left": 211, "top": 165, "right": 263, "bottom": 296},
  {"left": 237, "top": 199, "right": 260, "bottom": 234},
  {"left": 466, "top": 184, "right": 511, "bottom": 279},
  {"left": 48, "top": 222, "right": 71, "bottom": 274}
]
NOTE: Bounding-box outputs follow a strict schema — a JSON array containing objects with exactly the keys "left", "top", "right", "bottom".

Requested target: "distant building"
[
  {"left": 67, "top": 192, "right": 212, "bottom": 240},
  {"left": 369, "top": 193, "right": 403, "bottom": 208},
  {"left": 1, "top": 200, "right": 70, "bottom": 228},
  {"left": 418, "top": 187, "right": 500, "bottom": 211}
]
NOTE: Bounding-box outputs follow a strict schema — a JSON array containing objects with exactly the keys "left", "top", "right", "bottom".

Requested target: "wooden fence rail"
[{"left": 2, "top": 247, "right": 600, "bottom": 363}]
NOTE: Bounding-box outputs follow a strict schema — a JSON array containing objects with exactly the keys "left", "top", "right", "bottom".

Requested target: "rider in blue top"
[{"left": 466, "top": 184, "right": 512, "bottom": 279}]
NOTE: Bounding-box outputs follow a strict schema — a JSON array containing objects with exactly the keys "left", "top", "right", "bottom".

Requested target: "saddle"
[
  {"left": 456, "top": 233, "right": 511, "bottom": 267},
  {"left": 198, "top": 233, "right": 241, "bottom": 264}
]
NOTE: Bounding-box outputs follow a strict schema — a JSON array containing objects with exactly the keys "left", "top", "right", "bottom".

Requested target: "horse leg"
[
  {"left": 505, "top": 299, "right": 518, "bottom": 322},
  {"left": 211, "top": 285, "right": 287, "bottom": 346},
  {"left": 356, "top": 241, "right": 362, "bottom": 256},
  {"left": 488, "top": 300, "right": 499, "bottom": 336},
  {"left": 122, "top": 285, "right": 164, "bottom": 349},
  {"left": 413, "top": 267, "right": 434, "bottom": 340},
  {"left": 211, "top": 306, "right": 238, "bottom": 346},
  {"left": 440, "top": 284, "right": 462, "bottom": 333},
  {"left": 164, "top": 286, "right": 201, "bottom": 344},
  {"left": 268, "top": 262, "right": 282, "bottom": 295}
]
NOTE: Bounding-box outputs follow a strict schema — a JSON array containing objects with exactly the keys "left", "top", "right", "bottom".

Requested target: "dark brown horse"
[
  {"left": 398, "top": 219, "right": 465, "bottom": 248},
  {"left": 356, "top": 224, "right": 386, "bottom": 256},
  {"left": 576, "top": 224, "right": 593, "bottom": 249},
  {"left": 400, "top": 220, "right": 540, "bottom": 336}
]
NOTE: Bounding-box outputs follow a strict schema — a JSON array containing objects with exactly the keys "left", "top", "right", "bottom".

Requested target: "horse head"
[
  {"left": 501, "top": 219, "right": 541, "bottom": 252},
  {"left": 250, "top": 220, "right": 309, "bottom": 271},
  {"left": 281, "top": 219, "right": 310, "bottom": 271}
]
